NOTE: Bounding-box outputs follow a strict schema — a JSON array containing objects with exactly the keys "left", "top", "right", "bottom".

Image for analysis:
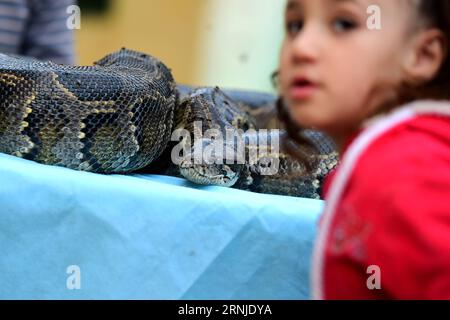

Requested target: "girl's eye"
[
  {"left": 286, "top": 20, "right": 304, "bottom": 36},
  {"left": 332, "top": 18, "right": 357, "bottom": 33}
]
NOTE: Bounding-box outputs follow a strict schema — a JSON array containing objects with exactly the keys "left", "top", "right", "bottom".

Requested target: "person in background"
[
  {"left": 0, "top": 0, "right": 75, "bottom": 64},
  {"left": 278, "top": 0, "right": 450, "bottom": 299}
]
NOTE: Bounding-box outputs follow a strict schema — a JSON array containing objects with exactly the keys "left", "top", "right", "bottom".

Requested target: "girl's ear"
[{"left": 403, "top": 28, "right": 447, "bottom": 85}]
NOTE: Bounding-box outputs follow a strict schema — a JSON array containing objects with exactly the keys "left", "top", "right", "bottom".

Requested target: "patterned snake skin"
[{"left": 0, "top": 48, "right": 338, "bottom": 199}]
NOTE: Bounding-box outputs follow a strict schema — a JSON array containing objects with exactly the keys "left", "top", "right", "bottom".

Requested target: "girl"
[{"left": 278, "top": 0, "right": 450, "bottom": 299}]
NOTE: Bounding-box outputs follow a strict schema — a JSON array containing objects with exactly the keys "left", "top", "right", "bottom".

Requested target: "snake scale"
[{"left": 0, "top": 48, "right": 338, "bottom": 199}]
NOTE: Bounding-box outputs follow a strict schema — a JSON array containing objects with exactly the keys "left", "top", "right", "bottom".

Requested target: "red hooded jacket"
[{"left": 311, "top": 101, "right": 450, "bottom": 300}]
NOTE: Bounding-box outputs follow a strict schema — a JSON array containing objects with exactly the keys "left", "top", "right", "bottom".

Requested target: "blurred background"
[{"left": 75, "top": 0, "right": 285, "bottom": 93}]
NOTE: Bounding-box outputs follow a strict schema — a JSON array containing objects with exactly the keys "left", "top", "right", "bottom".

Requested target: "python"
[{"left": 0, "top": 48, "right": 338, "bottom": 198}]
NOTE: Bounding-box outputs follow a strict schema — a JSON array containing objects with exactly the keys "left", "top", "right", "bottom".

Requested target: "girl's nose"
[{"left": 290, "top": 24, "right": 321, "bottom": 64}]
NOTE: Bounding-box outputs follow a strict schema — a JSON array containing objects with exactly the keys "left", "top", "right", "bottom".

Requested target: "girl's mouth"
[{"left": 289, "top": 77, "right": 318, "bottom": 100}]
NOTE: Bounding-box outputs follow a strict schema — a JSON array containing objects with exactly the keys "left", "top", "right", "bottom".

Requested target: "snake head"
[{"left": 177, "top": 137, "right": 242, "bottom": 187}]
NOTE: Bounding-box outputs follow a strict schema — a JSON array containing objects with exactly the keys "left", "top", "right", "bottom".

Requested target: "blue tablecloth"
[{"left": 0, "top": 153, "right": 323, "bottom": 299}]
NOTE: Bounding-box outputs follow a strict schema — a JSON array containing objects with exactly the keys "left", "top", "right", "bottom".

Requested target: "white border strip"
[{"left": 311, "top": 100, "right": 450, "bottom": 300}]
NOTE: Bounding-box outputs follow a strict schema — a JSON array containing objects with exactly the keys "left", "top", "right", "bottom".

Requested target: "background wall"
[{"left": 75, "top": 0, "right": 285, "bottom": 93}]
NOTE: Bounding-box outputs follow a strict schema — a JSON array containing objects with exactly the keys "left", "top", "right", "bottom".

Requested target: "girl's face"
[{"left": 279, "top": 0, "right": 416, "bottom": 144}]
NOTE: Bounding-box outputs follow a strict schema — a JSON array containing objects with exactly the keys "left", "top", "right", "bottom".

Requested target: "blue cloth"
[{"left": 0, "top": 153, "right": 323, "bottom": 299}]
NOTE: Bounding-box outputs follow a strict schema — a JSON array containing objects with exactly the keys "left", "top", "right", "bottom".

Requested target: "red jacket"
[{"left": 311, "top": 101, "right": 450, "bottom": 300}]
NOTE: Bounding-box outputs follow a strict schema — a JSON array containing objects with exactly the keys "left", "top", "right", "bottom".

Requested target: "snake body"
[{"left": 0, "top": 48, "right": 338, "bottom": 198}]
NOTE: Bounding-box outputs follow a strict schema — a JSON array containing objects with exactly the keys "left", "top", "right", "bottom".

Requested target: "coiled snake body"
[{"left": 0, "top": 48, "right": 338, "bottom": 198}]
